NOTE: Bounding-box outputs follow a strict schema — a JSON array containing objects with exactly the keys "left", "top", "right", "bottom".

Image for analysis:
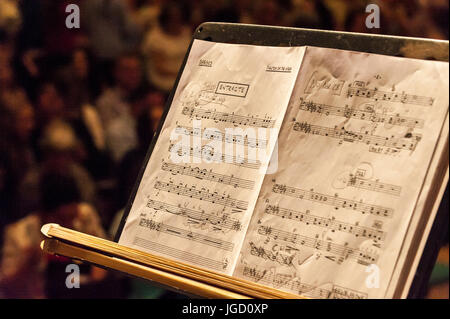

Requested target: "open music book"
[{"left": 43, "top": 39, "right": 449, "bottom": 299}]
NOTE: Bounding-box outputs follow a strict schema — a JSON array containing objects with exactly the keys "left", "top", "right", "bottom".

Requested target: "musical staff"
[
  {"left": 138, "top": 218, "right": 235, "bottom": 251},
  {"left": 175, "top": 125, "right": 268, "bottom": 148},
  {"left": 154, "top": 181, "right": 249, "bottom": 211},
  {"left": 264, "top": 204, "right": 385, "bottom": 241},
  {"left": 133, "top": 237, "right": 228, "bottom": 271},
  {"left": 347, "top": 82, "right": 434, "bottom": 106},
  {"left": 299, "top": 98, "right": 424, "bottom": 129},
  {"left": 182, "top": 106, "right": 275, "bottom": 128},
  {"left": 146, "top": 199, "right": 242, "bottom": 231},
  {"left": 272, "top": 183, "right": 393, "bottom": 218},
  {"left": 242, "top": 266, "right": 367, "bottom": 299},
  {"left": 293, "top": 121, "right": 422, "bottom": 151},
  {"left": 347, "top": 175, "right": 401, "bottom": 196},
  {"left": 162, "top": 162, "right": 255, "bottom": 190},
  {"left": 257, "top": 225, "right": 379, "bottom": 265},
  {"left": 168, "top": 143, "right": 262, "bottom": 170}
]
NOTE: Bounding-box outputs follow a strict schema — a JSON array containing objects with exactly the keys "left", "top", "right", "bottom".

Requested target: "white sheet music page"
[
  {"left": 234, "top": 46, "right": 449, "bottom": 298},
  {"left": 119, "top": 40, "right": 306, "bottom": 275}
]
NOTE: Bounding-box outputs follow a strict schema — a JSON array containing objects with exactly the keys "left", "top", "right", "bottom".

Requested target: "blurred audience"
[
  {"left": 0, "top": 170, "right": 106, "bottom": 298},
  {"left": 0, "top": 0, "right": 448, "bottom": 299},
  {"left": 96, "top": 54, "right": 144, "bottom": 163},
  {"left": 82, "top": 0, "right": 141, "bottom": 85},
  {"left": 141, "top": 1, "right": 191, "bottom": 93},
  {"left": 0, "top": 92, "right": 35, "bottom": 223}
]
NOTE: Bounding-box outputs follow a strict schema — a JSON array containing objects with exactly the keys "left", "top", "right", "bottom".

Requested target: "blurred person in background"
[
  {"left": 56, "top": 48, "right": 101, "bottom": 115},
  {"left": 82, "top": 0, "right": 141, "bottom": 87},
  {"left": 32, "top": 82, "right": 76, "bottom": 160},
  {"left": 0, "top": 29, "right": 36, "bottom": 240},
  {"left": 41, "top": 0, "right": 87, "bottom": 63},
  {"left": 0, "top": 39, "right": 29, "bottom": 111},
  {"left": 0, "top": 169, "right": 107, "bottom": 298},
  {"left": 0, "top": 0, "right": 22, "bottom": 40},
  {"left": 16, "top": 81, "right": 98, "bottom": 216},
  {"left": 0, "top": 57, "right": 35, "bottom": 192},
  {"left": 113, "top": 93, "right": 165, "bottom": 220},
  {"left": 10, "top": 1, "right": 87, "bottom": 101},
  {"left": 289, "top": 0, "right": 335, "bottom": 30},
  {"left": 377, "top": 0, "right": 449, "bottom": 39},
  {"left": 128, "top": 0, "right": 163, "bottom": 35},
  {"left": 0, "top": 89, "right": 36, "bottom": 224},
  {"left": 12, "top": 0, "right": 45, "bottom": 101},
  {"left": 33, "top": 82, "right": 67, "bottom": 138},
  {"left": 96, "top": 54, "right": 146, "bottom": 164},
  {"left": 141, "top": 1, "right": 191, "bottom": 94},
  {"left": 19, "top": 119, "right": 98, "bottom": 220},
  {"left": 56, "top": 48, "right": 109, "bottom": 179},
  {"left": 32, "top": 81, "right": 107, "bottom": 179}
]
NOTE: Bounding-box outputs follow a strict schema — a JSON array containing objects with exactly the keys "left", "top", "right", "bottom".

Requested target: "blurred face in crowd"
[
  {"left": 14, "top": 104, "right": 35, "bottom": 142},
  {"left": 0, "top": 43, "right": 13, "bottom": 65},
  {"left": 0, "top": 62, "right": 13, "bottom": 88},
  {"left": 38, "top": 84, "right": 65, "bottom": 120},
  {"left": 115, "top": 56, "right": 142, "bottom": 94},
  {"left": 72, "top": 49, "right": 89, "bottom": 80}
]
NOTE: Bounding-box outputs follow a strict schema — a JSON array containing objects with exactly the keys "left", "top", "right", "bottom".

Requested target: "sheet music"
[
  {"left": 119, "top": 40, "right": 306, "bottom": 275},
  {"left": 234, "top": 47, "right": 449, "bottom": 298}
]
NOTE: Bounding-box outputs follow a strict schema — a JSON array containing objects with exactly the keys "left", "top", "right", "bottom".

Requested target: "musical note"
[
  {"left": 293, "top": 121, "right": 422, "bottom": 151},
  {"left": 347, "top": 82, "right": 434, "bottom": 106},
  {"left": 182, "top": 106, "right": 275, "bottom": 128},
  {"left": 347, "top": 174, "right": 401, "bottom": 196},
  {"left": 298, "top": 98, "right": 424, "bottom": 129},
  {"left": 154, "top": 181, "right": 249, "bottom": 211},
  {"left": 146, "top": 199, "right": 242, "bottom": 231},
  {"left": 264, "top": 204, "right": 386, "bottom": 241},
  {"left": 272, "top": 183, "right": 394, "bottom": 218},
  {"left": 133, "top": 237, "right": 228, "bottom": 271},
  {"left": 249, "top": 242, "right": 294, "bottom": 266},
  {"left": 138, "top": 218, "right": 234, "bottom": 251}
]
